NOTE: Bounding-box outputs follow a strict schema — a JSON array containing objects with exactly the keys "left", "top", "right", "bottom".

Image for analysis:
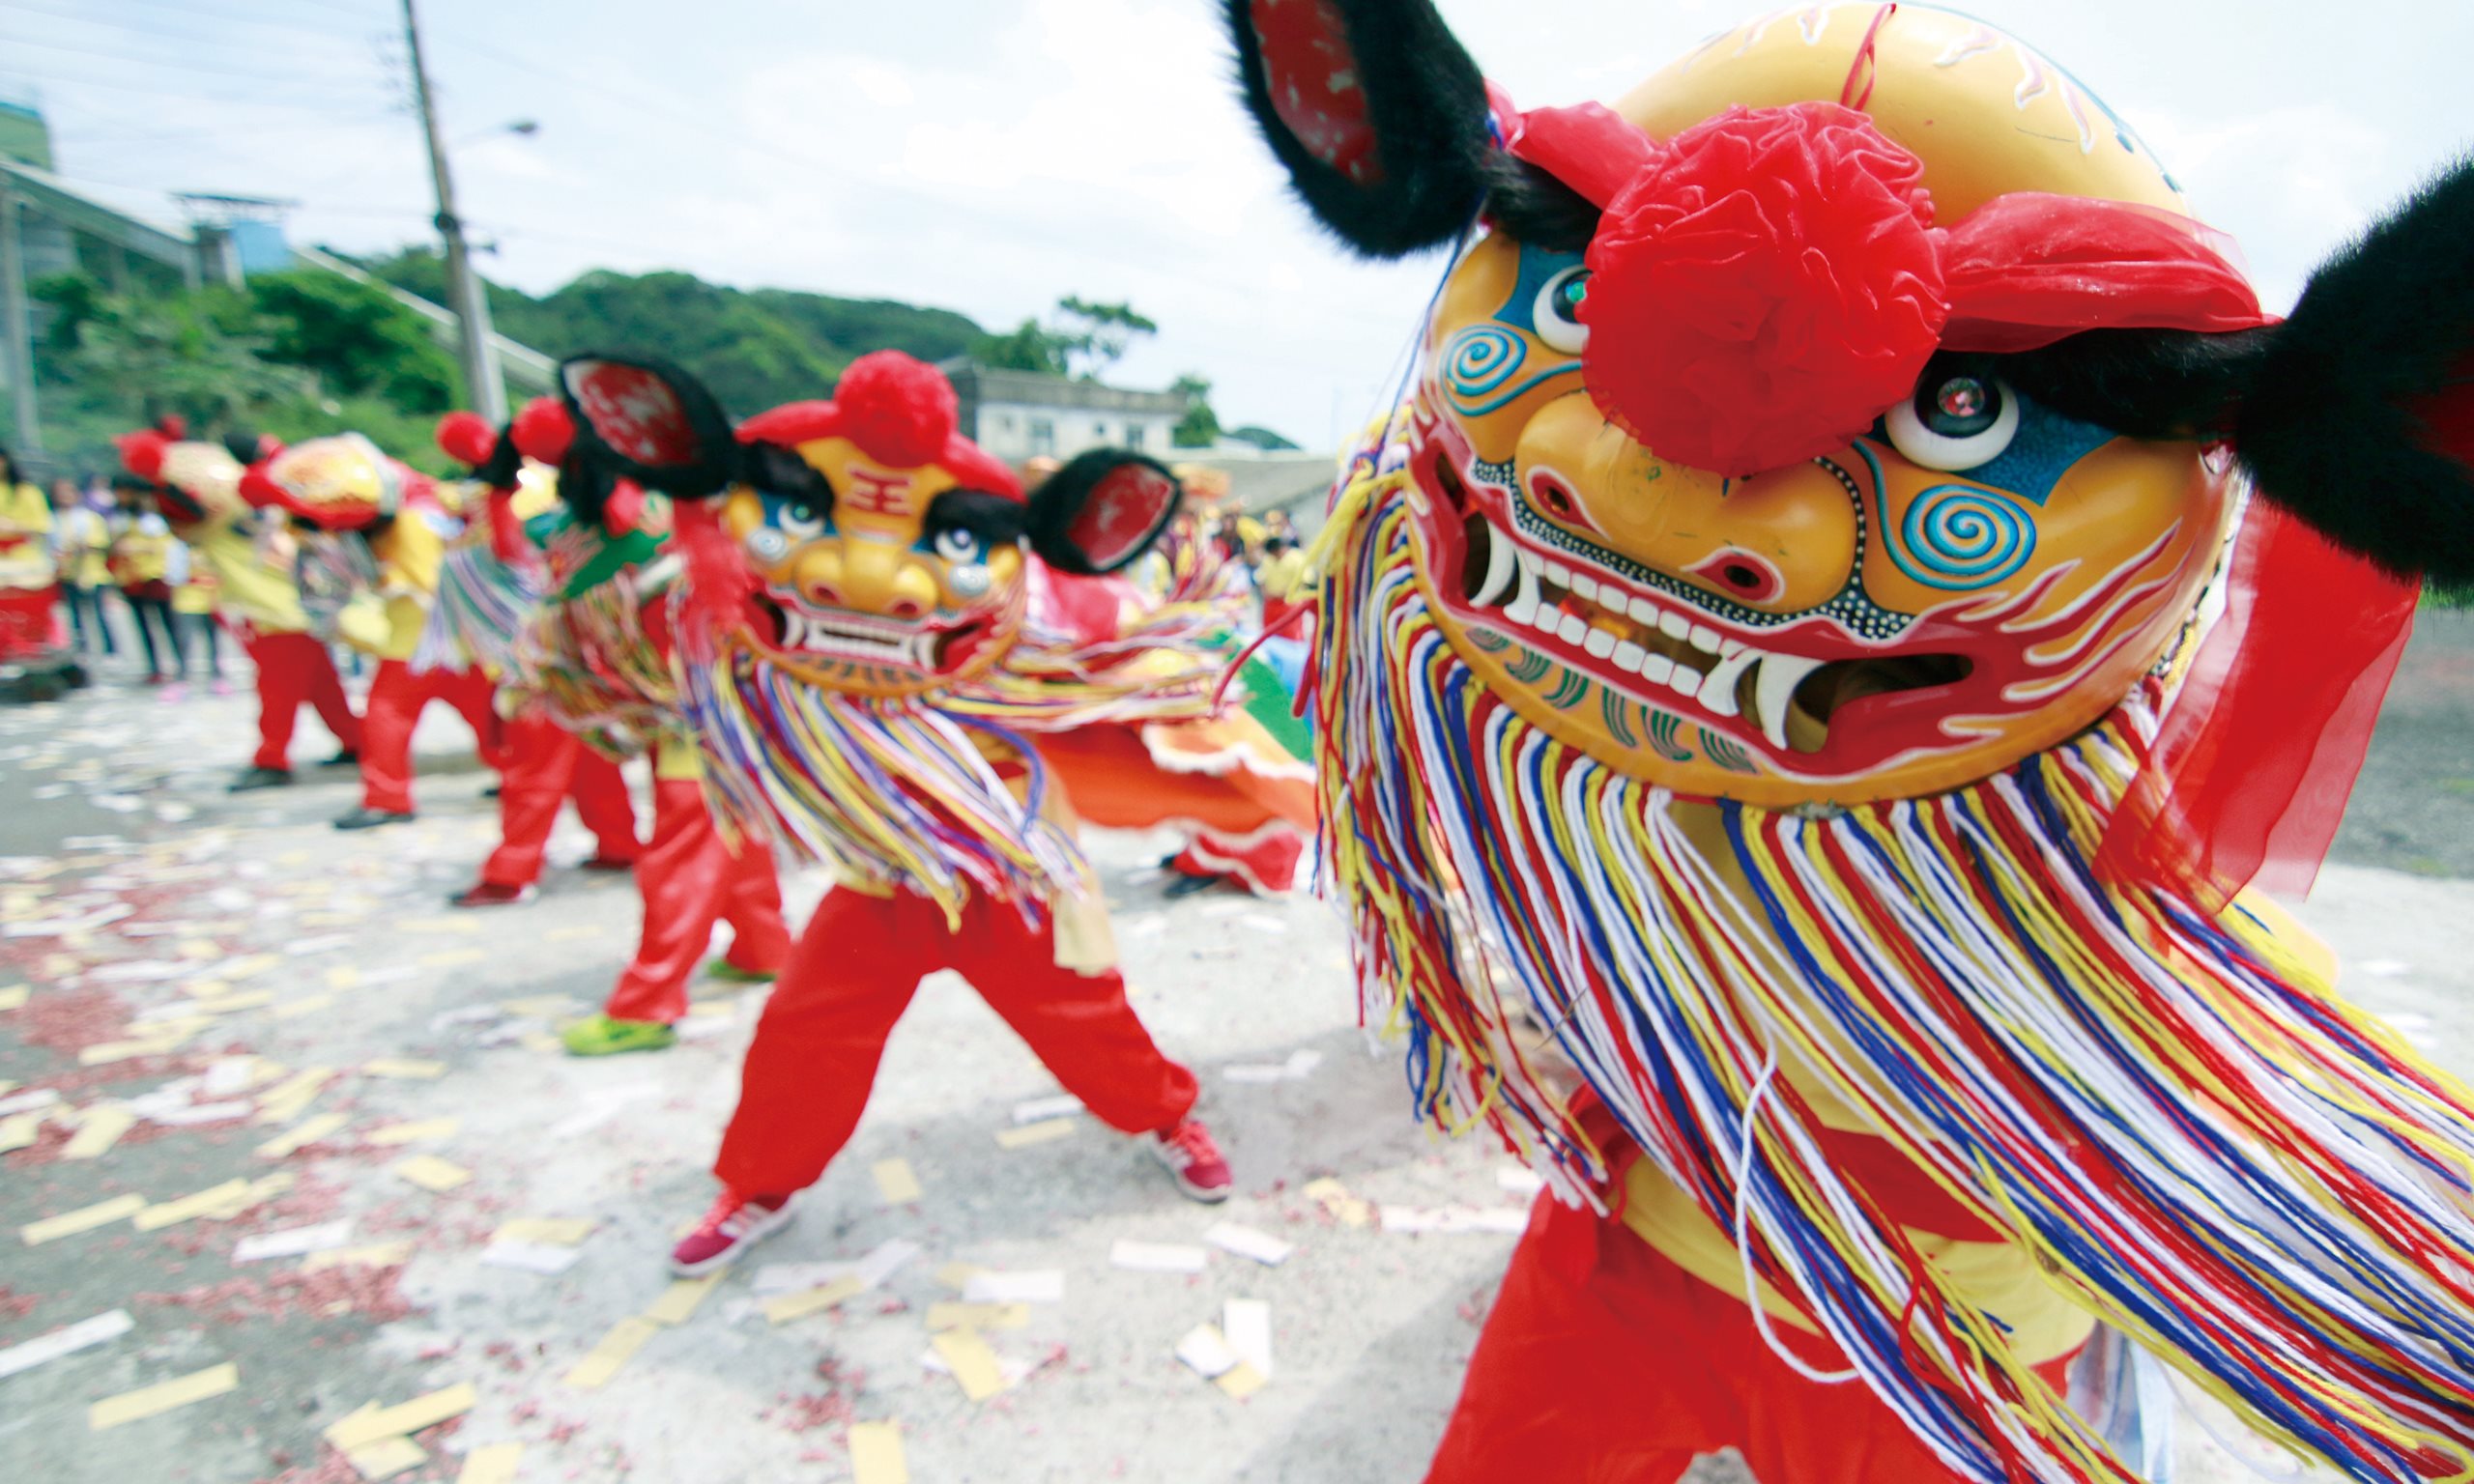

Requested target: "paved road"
[{"left": 0, "top": 623, "right": 2465, "bottom": 1484}]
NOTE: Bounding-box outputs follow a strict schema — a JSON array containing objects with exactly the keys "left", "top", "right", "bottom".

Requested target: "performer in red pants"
[
  {"left": 564, "top": 746, "right": 789, "bottom": 1053},
  {"left": 678, "top": 884, "right": 1210, "bottom": 1273},
  {"left": 245, "top": 628, "right": 360, "bottom": 775},
  {"left": 448, "top": 710, "right": 640, "bottom": 906},
  {"left": 352, "top": 658, "right": 507, "bottom": 818}
]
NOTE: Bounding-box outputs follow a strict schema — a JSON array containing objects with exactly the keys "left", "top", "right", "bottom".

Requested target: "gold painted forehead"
[{"left": 791, "top": 437, "right": 957, "bottom": 521}]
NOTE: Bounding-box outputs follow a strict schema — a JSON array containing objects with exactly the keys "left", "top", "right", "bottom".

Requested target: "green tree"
[
  {"left": 1170, "top": 372, "right": 1221, "bottom": 448},
  {"left": 973, "top": 317, "right": 1074, "bottom": 376},
  {"left": 1052, "top": 296, "right": 1157, "bottom": 380},
  {"left": 247, "top": 270, "right": 457, "bottom": 412}
]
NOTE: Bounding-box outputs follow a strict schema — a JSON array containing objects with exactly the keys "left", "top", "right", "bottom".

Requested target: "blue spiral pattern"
[
  {"left": 1440, "top": 326, "right": 1580, "bottom": 416},
  {"left": 1890, "top": 483, "right": 2035, "bottom": 590}
]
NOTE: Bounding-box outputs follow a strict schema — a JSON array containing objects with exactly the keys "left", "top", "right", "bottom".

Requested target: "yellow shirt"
[
  {"left": 0, "top": 481, "right": 51, "bottom": 537},
  {"left": 1257, "top": 549, "right": 1310, "bottom": 602},
  {"left": 109, "top": 516, "right": 173, "bottom": 586},
  {"left": 57, "top": 506, "right": 111, "bottom": 587},
  {"left": 182, "top": 519, "right": 308, "bottom": 632},
  {"left": 361, "top": 512, "right": 449, "bottom": 661}
]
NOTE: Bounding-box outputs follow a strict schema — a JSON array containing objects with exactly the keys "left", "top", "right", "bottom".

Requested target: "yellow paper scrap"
[
  {"left": 324, "top": 1382, "right": 478, "bottom": 1451},
  {"left": 849, "top": 1421, "right": 908, "bottom": 1484},
  {"left": 134, "top": 1178, "right": 253, "bottom": 1231},
  {"left": 392, "top": 1155, "right": 471, "bottom": 1192},
  {"left": 0, "top": 1111, "right": 40, "bottom": 1153},
  {"left": 203, "top": 1172, "right": 292, "bottom": 1219},
  {"left": 420, "top": 949, "right": 490, "bottom": 970},
  {"left": 362, "top": 1058, "right": 446, "bottom": 1079},
  {"left": 493, "top": 1217, "right": 595, "bottom": 1245},
  {"left": 872, "top": 1157, "right": 922, "bottom": 1204},
  {"left": 544, "top": 925, "right": 600, "bottom": 942},
  {"left": 343, "top": 1437, "right": 427, "bottom": 1480},
  {"left": 257, "top": 1112, "right": 348, "bottom": 1158},
  {"left": 0, "top": 985, "right": 27, "bottom": 1011},
  {"left": 761, "top": 1275, "right": 866, "bottom": 1326},
  {"left": 22, "top": 1192, "right": 147, "bottom": 1244},
  {"left": 930, "top": 1328, "right": 1010, "bottom": 1402},
  {"left": 325, "top": 965, "right": 362, "bottom": 991},
  {"left": 563, "top": 1317, "right": 659, "bottom": 1389},
  {"left": 1303, "top": 1177, "right": 1373, "bottom": 1228},
  {"left": 88, "top": 1361, "right": 239, "bottom": 1430},
  {"left": 643, "top": 1275, "right": 718, "bottom": 1326},
  {"left": 303, "top": 1241, "right": 414, "bottom": 1271},
  {"left": 193, "top": 990, "right": 276, "bottom": 1015},
  {"left": 218, "top": 954, "right": 281, "bottom": 982},
  {"left": 272, "top": 995, "right": 337, "bottom": 1019},
  {"left": 79, "top": 1031, "right": 193, "bottom": 1067},
  {"left": 925, "top": 1301, "right": 1029, "bottom": 1332},
  {"left": 993, "top": 1118, "right": 1076, "bottom": 1150},
  {"left": 1217, "top": 1361, "right": 1268, "bottom": 1399},
  {"left": 366, "top": 1118, "right": 460, "bottom": 1147},
  {"left": 177, "top": 938, "right": 221, "bottom": 960},
  {"left": 457, "top": 1441, "right": 525, "bottom": 1484},
  {"left": 254, "top": 1067, "right": 335, "bottom": 1123},
  {"left": 402, "top": 916, "right": 482, "bottom": 936},
  {"left": 62, "top": 1105, "right": 138, "bottom": 1160},
  {"left": 934, "top": 1262, "right": 986, "bottom": 1292}
]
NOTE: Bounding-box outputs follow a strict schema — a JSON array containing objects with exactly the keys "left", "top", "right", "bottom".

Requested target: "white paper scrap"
[
  {"left": 233, "top": 1220, "right": 353, "bottom": 1265},
  {"left": 0, "top": 1308, "right": 134, "bottom": 1380},
  {"left": 1175, "top": 1323, "right": 1240, "bottom": 1379},
  {"left": 1223, "top": 1298, "right": 1273, "bottom": 1379},
  {"left": 1011, "top": 1095, "right": 1083, "bottom": 1125},
  {"left": 962, "top": 1269, "right": 1064, "bottom": 1305},
  {"left": 1110, "top": 1240, "right": 1208, "bottom": 1274},
  {"left": 1496, "top": 1166, "right": 1546, "bottom": 1198},
  {"left": 1203, "top": 1223, "right": 1294, "bottom": 1267},
  {"left": 480, "top": 1241, "right": 583, "bottom": 1275},
  {"left": 0, "top": 1087, "right": 61, "bottom": 1117}
]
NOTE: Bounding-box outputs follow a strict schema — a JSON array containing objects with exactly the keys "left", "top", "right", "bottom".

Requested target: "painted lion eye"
[
  {"left": 1533, "top": 267, "right": 1592, "bottom": 356},
  {"left": 932, "top": 528, "right": 981, "bottom": 563},
  {"left": 1884, "top": 375, "right": 2020, "bottom": 471},
  {"left": 774, "top": 498, "right": 826, "bottom": 538}
]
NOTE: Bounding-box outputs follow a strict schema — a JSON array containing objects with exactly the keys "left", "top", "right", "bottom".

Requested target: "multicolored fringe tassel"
[
  {"left": 680, "top": 648, "right": 1085, "bottom": 928},
  {"left": 414, "top": 540, "right": 544, "bottom": 675},
  {"left": 292, "top": 529, "right": 380, "bottom": 641},
  {"left": 1313, "top": 467, "right": 2474, "bottom": 1483},
  {"left": 506, "top": 552, "right": 679, "bottom": 756}
]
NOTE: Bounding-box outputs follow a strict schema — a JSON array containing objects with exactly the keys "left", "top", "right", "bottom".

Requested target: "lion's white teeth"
[
  {"left": 780, "top": 612, "right": 807, "bottom": 648},
  {"left": 1688, "top": 623, "right": 1722, "bottom": 654},
  {"left": 1504, "top": 556, "right": 1541, "bottom": 627},
  {"left": 1544, "top": 559, "right": 1572, "bottom": 588},
  {"left": 1582, "top": 627, "right": 1617, "bottom": 659},
  {"left": 1658, "top": 612, "right": 1690, "bottom": 642},
  {"left": 1568, "top": 571, "right": 1598, "bottom": 601},
  {"left": 1754, "top": 654, "right": 1824, "bottom": 752},
  {"left": 1472, "top": 527, "right": 1516, "bottom": 607},
  {"left": 1697, "top": 647, "right": 1759, "bottom": 719},
  {"left": 1613, "top": 641, "right": 1647, "bottom": 673},
  {"left": 1555, "top": 612, "right": 1590, "bottom": 645}
]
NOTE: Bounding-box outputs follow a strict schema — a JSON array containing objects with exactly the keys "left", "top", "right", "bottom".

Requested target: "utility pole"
[
  {"left": 401, "top": 0, "right": 505, "bottom": 424},
  {"left": 0, "top": 177, "right": 36, "bottom": 453}
]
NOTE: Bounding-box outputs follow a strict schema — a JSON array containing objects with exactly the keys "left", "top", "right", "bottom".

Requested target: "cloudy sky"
[{"left": 6, "top": 0, "right": 2470, "bottom": 448}]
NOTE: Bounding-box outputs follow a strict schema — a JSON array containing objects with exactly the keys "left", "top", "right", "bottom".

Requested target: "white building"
[{"left": 939, "top": 361, "right": 1187, "bottom": 463}]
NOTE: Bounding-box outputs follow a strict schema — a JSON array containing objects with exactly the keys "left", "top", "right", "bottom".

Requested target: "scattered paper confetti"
[
  {"left": 1378, "top": 1205, "right": 1529, "bottom": 1235},
  {"left": 420, "top": 949, "right": 490, "bottom": 970},
  {"left": 1012, "top": 1094, "right": 1083, "bottom": 1124},
  {"left": 963, "top": 1269, "right": 1063, "bottom": 1304},
  {"left": 994, "top": 1118, "right": 1076, "bottom": 1149},
  {"left": 325, "top": 965, "right": 362, "bottom": 991},
  {"left": 325, "top": 1383, "right": 478, "bottom": 1452},
  {"left": 456, "top": 1441, "right": 524, "bottom": 1484},
  {"left": 0, "top": 1309, "right": 132, "bottom": 1381},
  {"left": 1497, "top": 1166, "right": 1546, "bottom": 1198},
  {"left": 935, "top": 1262, "right": 987, "bottom": 1292},
  {"left": 929, "top": 1328, "right": 1010, "bottom": 1402},
  {"left": 272, "top": 994, "right": 337, "bottom": 1019},
  {"left": 564, "top": 1317, "right": 660, "bottom": 1389},
  {"left": 392, "top": 1155, "right": 472, "bottom": 1192},
  {"left": 362, "top": 1058, "right": 446, "bottom": 1080},
  {"left": 1110, "top": 1240, "right": 1208, "bottom": 1274},
  {"left": 134, "top": 1179, "right": 254, "bottom": 1232},
  {"left": 367, "top": 1117, "right": 461, "bottom": 1147},
  {"left": 493, "top": 1217, "right": 595, "bottom": 1245},
  {"left": 644, "top": 1275, "right": 719, "bottom": 1326},
  {"left": 253, "top": 1067, "right": 335, "bottom": 1124},
  {"left": 89, "top": 1362, "right": 239, "bottom": 1430},
  {"left": 0, "top": 984, "right": 25, "bottom": 1011},
  {"left": 1224, "top": 1298, "right": 1273, "bottom": 1379},
  {"left": 481, "top": 1241, "right": 581, "bottom": 1275},
  {"left": 1303, "top": 1177, "right": 1373, "bottom": 1227},
  {"left": 872, "top": 1157, "right": 922, "bottom": 1204},
  {"left": 0, "top": 1086, "right": 58, "bottom": 1116},
  {"left": 22, "top": 1192, "right": 148, "bottom": 1245},
  {"left": 849, "top": 1421, "right": 907, "bottom": 1484},
  {"left": 256, "top": 1112, "right": 348, "bottom": 1158},
  {"left": 235, "top": 1220, "right": 354, "bottom": 1265},
  {"left": 1176, "top": 1323, "right": 1241, "bottom": 1380},
  {"left": 925, "top": 1301, "right": 1030, "bottom": 1332},
  {"left": 762, "top": 1276, "right": 866, "bottom": 1325},
  {"left": 0, "top": 1111, "right": 40, "bottom": 1153},
  {"left": 343, "top": 1436, "right": 427, "bottom": 1480},
  {"left": 1204, "top": 1223, "right": 1295, "bottom": 1267}
]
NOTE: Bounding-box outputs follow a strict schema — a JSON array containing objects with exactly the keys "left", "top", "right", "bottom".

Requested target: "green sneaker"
[
  {"left": 703, "top": 958, "right": 780, "bottom": 986},
  {"left": 561, "top": 1013, "right": 678, "bottom": 1056}
]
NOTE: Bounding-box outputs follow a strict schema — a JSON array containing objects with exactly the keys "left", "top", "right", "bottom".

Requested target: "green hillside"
[{"left": 349, "top": 248, "right": 988, "bottom": 416}]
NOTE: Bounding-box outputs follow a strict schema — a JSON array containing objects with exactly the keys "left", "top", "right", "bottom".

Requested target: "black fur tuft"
[
  {"left": 558, "top": 352, "right": 742, "bottom": 501},
  {"left": 474, "top": 428, "right": 526, "bottom": 492},
  {"left": 1225, "top": 0, "right": 1492, "bottom": 259},
  {"left": 1478, "top": 153, "right": 1601, "bottom": 254},
  {"left": 1026, "top": 449, "right": 1181, "bottom": 575},
  {"left": 1996, "top": 328, "right": 2269, "bottom": 441},
  {"left": 2235, "top": 156, "right": 2474, "bottom": 586},
  {"left": 221, "top": 430, "right": 263, "bottom": 466}
]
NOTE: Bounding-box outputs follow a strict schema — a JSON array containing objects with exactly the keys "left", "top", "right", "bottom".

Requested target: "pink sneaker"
[
  {"left": 1145, "top": 1118, "right": 1233, "bottom": 1203},
  {"left": 210, "top": 678, "right": 235, "bottom": 697},
  {"left": 670, "top": 1188, "right": 794, "bottom": 1275},
  {"left": 157, "top": 682, "right": 187, "bottom": 703}
]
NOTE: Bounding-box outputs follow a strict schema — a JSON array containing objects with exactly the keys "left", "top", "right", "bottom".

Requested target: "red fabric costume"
[
  {"left": 357, "top": 659, "right": 506, "bottom": 814},
  {"left": 714, "top": 886, "right": 1196, "bottom": 1198},
  {"left": 476, "top": 711, "right": 641, "bottom": 888},
  {"left": 244, "top": 628, "right": 360, "bottom": 770},
  {"left": 603, "top": 766, "right": 790, "bottom": 1022}
]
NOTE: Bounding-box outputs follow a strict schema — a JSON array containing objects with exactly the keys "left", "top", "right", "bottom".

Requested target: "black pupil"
[
  {"left": 786, "top": 500, "right": 819, "bottom": 524},
  {"left": 1917, "top": 377, "right": 2000, "bottom": 438},
  {"left": 1722, "top": 563, "right": 1760, "bottom": 589},
  {"left": 1553, "top": 272, "right": 1589, "bottom": 322}
]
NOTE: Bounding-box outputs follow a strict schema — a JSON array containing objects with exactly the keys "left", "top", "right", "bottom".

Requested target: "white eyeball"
[
  {"left": 1884, "top": 375, "right": 2021, "bottom": 471},
  {"left": 932, "top": 528, "right": 981, "bottom": 563},
  {"left": 1533, "top": 267, "right": 1592, "bottom": 357},
  {"left": 773, "top": 499, "right": 827, "bottom": 539}
]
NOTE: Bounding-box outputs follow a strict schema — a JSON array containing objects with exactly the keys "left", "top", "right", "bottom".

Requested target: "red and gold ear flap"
[
  {"left": 557, "top": 354, "right": 740, "bottom": 498},
  {"left": 1224, "top": 0, "right": 1493, "bottom": 259},
  {"left": 1025, "top": 450, "right": 1183, "bottom": 576},
  {"left": 2233, "top": 158, "right": 2474, "bottom": 591}
]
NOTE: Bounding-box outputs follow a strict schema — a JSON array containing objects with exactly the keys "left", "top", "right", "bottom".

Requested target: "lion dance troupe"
[{"left": 64, "top": 0, "right": 2474, "bottom": 1477}]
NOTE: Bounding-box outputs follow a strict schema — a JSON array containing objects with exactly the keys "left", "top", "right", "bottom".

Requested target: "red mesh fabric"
[{"left": 1939, "top": 193, "right": 2265, "bottom": 354}]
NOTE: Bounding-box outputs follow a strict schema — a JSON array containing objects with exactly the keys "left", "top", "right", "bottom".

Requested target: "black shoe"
[
  {"left": 228, "top": 766, "right": 295, "bottom": 793},
  {"left": 321, "top": 749, "right": 360, "bottom": 769},
  {"left": 481, "top": 783, "right": 502, "bottom": 799},
  {"left": 333, "top": 806, "right": 415, "bottom": 831},
  {"left": 1162, "top": 870, "right": 1229, "bottom": 899}
]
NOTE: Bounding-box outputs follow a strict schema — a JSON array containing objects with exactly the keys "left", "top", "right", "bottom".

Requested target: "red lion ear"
[
  {"left": 1025, "top": 450, "right": 1184, "bottom": 575},
  {"left": 558, "top": 354, "right": 739, "bottom": 498},
  {"left": 435, "top": 411, "right": 498, "bottom": 470}
]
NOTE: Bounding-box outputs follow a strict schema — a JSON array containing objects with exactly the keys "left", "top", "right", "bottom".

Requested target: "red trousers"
[
  {"left": 245, "top": 629, "right": 360, "bottom": 771},
  {"left": 358, "top": 659, "right": 506, "bottom": 814},
  {"left": 604, "top": 777, "right": 790, "bottom": 1022},
  {"left": 1427, "top": 1194, "right": 2077, "bottom": 1483},
  {"left": 479, "top": 714, "right": 643, "bottom": 887},
  {"left": 714, "top": 887, "right": 1198, "bottom": 1198}
]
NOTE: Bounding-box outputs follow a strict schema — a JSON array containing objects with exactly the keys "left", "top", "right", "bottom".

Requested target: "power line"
[
  {"left": 0, "top": 0, "right": 365, "bottom": 56},
  {"left": 29, "top": 0, "right": 375, "bottom": 40},
  {"left": 0, "top": 27, "right": 387, "bottom": 92}
]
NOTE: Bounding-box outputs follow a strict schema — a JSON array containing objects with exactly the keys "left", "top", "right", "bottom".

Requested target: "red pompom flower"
[
  {"left": 434, "top": 410, "right": 498, "bottom": 470},
  {"left": 1579, "top": 103, "right": 1948, "bottom": 476}
]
